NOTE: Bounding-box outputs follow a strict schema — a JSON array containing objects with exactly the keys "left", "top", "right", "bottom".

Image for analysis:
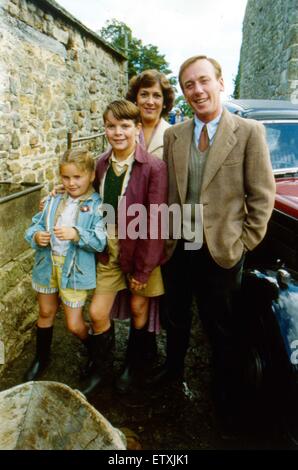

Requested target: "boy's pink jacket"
[{"left": 95, "top": 143, "right": 168, "bottom": 283}]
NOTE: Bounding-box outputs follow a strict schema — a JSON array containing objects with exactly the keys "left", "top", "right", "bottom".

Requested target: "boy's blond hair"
[
  {"left": 59, "top": 148, "right": 95, "bottom": 173},
  {"left": 103, "top": 99, "right": 141, "bottom": 125}
]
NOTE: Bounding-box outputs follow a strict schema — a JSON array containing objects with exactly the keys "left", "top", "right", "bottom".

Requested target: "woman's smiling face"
[{"left": 136, "top": 82, "right": 164, "bottom": 125}]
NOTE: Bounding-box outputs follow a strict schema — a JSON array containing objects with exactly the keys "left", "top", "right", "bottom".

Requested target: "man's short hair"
[{"left": 179, "top": 55, "right": 222, "bottom": 90}]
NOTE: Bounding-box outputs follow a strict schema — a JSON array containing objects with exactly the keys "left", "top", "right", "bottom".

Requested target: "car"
[
  {"left": 224, "top": 100, "right": 298, "bottom": 446},
  {"left": 225, "top": 99, "right": 298, "bottom": 271}
]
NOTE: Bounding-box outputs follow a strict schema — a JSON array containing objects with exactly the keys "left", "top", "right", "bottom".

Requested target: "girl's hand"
[
  {"left": 35, "top": 231, "right": 51, "bottom": 247},
  {"left": 53, "top": 226, "right": 77, "bottom": 241},
  {"left": 129, "top": 277, "right": 147, "bottom": 291}
]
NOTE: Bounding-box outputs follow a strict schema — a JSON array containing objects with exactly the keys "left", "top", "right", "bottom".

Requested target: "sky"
[{"left": 55, "top": 0, "right": 248, "bottom": 99}]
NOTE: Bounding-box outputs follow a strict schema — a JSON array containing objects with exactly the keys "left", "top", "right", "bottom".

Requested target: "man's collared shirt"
[{"left": 194, "top": 112, "right": 222, "bottom": 147}]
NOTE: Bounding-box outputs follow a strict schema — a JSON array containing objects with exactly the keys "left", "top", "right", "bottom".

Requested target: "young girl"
[
  {"left": 81, "top": 100, "right": 167, "bottom": 395},
  {"left": 24, "top": 148, "right": 106, "bottom": 381}
]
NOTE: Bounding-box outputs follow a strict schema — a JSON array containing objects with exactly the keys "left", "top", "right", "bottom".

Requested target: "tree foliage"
[
  {"left": 175, "top": 95, "right": 193, "bottom": 118},
  {"left": 233, "top": 60, "right": 241, "bottom": 99},
  {"left": 100, "top": 19, "right": 173, "bottom": 79}
]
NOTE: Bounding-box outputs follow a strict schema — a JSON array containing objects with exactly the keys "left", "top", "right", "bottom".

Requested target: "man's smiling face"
[{"left": 181, "top": 58, "right": 224, "bottom": 122}]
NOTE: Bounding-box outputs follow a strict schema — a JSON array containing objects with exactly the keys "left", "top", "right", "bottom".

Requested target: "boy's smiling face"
[{"left": 104, "top": 110, "right": 141, "bottom": 160}]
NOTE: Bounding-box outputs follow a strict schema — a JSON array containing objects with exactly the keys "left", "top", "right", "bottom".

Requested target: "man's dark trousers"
[{"left": 161, "top": 240, "right": 244, "bottom": 408}]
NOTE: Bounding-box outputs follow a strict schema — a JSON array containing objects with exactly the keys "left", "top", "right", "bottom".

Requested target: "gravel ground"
[{"left": 0, "top": 303, "right": 292, "bottom": 450}]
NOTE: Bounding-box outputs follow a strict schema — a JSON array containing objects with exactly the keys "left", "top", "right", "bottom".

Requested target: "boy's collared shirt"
[
  {"left": 99, "top": 151, "right": 135, "bottom": 202},
  {"left": 110, "top": 152, "right": 134, "bottom": 174}
]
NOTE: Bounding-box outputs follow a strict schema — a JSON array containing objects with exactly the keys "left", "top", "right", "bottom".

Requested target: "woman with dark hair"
[{"left": 126, "top": 69, "right": 175, "bottom": 159}]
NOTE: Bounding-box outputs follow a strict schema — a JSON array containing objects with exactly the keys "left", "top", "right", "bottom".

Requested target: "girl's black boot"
[{"left": 23, "top": 326, "right": 53, "bottom": 382}]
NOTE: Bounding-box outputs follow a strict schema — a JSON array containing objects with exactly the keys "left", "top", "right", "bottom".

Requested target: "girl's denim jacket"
[{"left": 25, "top": 189, "right": 106, "bottom": 290}]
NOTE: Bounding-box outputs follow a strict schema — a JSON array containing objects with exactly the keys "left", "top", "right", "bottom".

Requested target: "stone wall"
[
  {"left": 0, "top": 250, "right": 38, "bottom": 374},
  {"left": 238, "top": 0, "right": 298, "bottom": 100},
  {"left": 0, "top": 0, "right": 126, "bottom": 191},
  {"left": 0, "top": 0, "right": 126, "bottom": 375}
]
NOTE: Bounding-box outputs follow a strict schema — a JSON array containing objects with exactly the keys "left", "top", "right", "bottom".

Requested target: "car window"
[{"left": 264, "top": 123, "right": 298, "bottom": 170}]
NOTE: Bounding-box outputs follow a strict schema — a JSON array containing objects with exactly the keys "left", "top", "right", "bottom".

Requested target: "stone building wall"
[
  {"left": 0, "top": 0, "right": 126, "bottom": 375},
  {"left": 239, "top": 0, "right": 298, "bottom": 100},
  {"left": 0, "top": 250, "right": 37, "bottom": 374},
  {"left": 0, "top": 0, "right": 126, "bottom": 190}
]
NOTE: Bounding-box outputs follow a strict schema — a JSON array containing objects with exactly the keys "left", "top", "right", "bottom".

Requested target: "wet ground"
[{"left": 0, "top": 303, "right": 294, "bottom": 450}]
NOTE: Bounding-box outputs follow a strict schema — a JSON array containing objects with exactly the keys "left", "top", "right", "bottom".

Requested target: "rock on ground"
[{"left": 0, "top": 305, "right": 291, "bottom": 450}]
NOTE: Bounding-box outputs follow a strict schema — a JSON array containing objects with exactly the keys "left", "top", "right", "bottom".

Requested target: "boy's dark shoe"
[
  {"left": 115, "top": 326, "right": 144, "bottom": 394},
  {"left": 80, "top": 322, "right": 115, "bottom": 398},
  {"left": 115, "top": 325, "right": 158, "bottom": 394}
]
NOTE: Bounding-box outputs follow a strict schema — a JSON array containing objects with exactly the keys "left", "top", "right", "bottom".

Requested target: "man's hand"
[
  {"left": 129, "top": 276, "right": 147, "bottom": 291},
  {"left": 35, "top": 231, "right": 51, "bottom": 247},
  {"left": 53, "top": 226, "right": 77, "bottom": 241}
]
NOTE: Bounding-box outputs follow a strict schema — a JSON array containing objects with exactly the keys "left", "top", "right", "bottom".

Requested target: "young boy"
[
  {"left": 81, "top": 99, "right": 167, "bottom": 396},
  {"left": 24, "top": 148, "right": 106, "bottom": 381}
]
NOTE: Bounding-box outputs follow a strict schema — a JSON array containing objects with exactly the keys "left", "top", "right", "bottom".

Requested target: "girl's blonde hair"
[{"left": 59, "top": 148, "right": 95, "bottom": 173}]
